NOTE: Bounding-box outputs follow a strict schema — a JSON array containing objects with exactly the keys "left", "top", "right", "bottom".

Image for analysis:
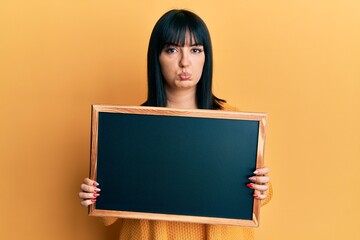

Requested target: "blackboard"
[{"left": 89, "top": 105, "right": 267, "bottom": 227}]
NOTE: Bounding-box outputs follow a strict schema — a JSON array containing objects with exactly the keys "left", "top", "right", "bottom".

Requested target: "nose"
[{"left": 179, "top": 50, "right": 190, "bottom": 68}]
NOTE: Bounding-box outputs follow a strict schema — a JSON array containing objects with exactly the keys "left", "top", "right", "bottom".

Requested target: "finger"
[
  {"left": 248, "top": 176, "right": 270, "bottom": 184},
  {"left": 253, "top": 167, "right": 269, "bottom": 175},
  {"left": 253, "top": 193, "right": 267, "bottom": 200},
  {"left": 79, "top": 191, "right": 100, "bottom": 200},
  {"left": 84, "top": 178, "right": 99, "bottom": 187},
  {"left": 246, "top": 183, "right": 268, "bottom": 191},
  {"left": 80, "top": 199, "right": 97, "bottom": 207},
  {"left": 81, "top": 183, "right": 101, "bottom": 193}
]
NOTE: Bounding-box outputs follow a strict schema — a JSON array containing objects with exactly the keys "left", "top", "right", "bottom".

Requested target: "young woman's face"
[{"left": 159, "top": 32, "right": 205, "bottom": 91}]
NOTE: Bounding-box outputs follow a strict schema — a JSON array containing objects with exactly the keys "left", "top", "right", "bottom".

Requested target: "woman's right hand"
[{"left": 78, "top": 178, "right": 101, "bottom": 207}]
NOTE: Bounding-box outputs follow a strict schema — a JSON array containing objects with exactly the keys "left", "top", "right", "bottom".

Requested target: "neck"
[{"left": 165, "top": 87, "right": 197, "bottom": 109}]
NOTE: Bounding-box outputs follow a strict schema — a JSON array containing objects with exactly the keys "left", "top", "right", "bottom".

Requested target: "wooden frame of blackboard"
[{"left": 89, "top": 105, "right": 267, "bottom": 227}]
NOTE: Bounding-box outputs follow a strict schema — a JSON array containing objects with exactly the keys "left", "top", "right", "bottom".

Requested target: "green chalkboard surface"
[{"left": 89, "top": 106, "right": 267, "bottom": 227}]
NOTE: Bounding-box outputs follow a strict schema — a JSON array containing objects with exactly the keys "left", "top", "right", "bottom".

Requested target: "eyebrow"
[
  {"left": 165, "top": 42, "right": 204, "bottom": 47},
  {"left": 191, "top": 43, "right": 204, "bottom": 47}
]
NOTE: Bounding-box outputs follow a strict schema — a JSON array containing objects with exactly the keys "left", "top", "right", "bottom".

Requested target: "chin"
[
  {"left": 175, "top": 83, "right": 197, "bottom": 89},
  {"left": 176, "top": 79, "right": 199, "bottom": 86}
]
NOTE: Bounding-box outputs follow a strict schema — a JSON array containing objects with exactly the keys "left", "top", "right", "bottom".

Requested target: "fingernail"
[
  {"left": 253, "top": 170, "right": 259, "bottom": 174},
  {"left": 93, "top": 193, "right": 100, "bottom": 197},
  {"left": 93, "top": 181, "right": 99, "bottom": 187},
  {"left": 91, "top": 199, "right": 97, "bottom": 202},
  {"left": 95, "top": 188, "right": 101, "bottom": 192},
  {"left": 248, "top": 176, "right": 256, "bottom": 182},
  {"left": 246, "top": 183, "right": 253, "bottom": 188},
  {"left": 253, "top": 194, "right": 258, "bottom": 198}
]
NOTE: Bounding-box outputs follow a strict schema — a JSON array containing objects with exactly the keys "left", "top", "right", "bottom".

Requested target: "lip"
[{"left": 178, "top": 72, "right": 192, "bottom": 80}]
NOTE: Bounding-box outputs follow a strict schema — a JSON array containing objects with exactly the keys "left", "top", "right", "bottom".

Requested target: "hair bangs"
[{"left": 161, "top": 19, "right": 204, "bottom": 48}]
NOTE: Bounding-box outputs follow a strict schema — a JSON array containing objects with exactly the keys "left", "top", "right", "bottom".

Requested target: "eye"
[
  {"left": 164, "top": 47, "right": 178, "bottom": 54},
  {"left": 191, "top": 47, "right": 204, "bottom": 53}
]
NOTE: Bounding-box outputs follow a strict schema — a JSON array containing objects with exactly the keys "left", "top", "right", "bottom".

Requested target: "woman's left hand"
[{"left": 247, "top": 167, "right": 270, "bottom": 200}]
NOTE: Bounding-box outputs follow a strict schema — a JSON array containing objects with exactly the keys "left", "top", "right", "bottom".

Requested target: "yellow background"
[{"left": 1, "top": 0, "right": 359, "bottom": 239}]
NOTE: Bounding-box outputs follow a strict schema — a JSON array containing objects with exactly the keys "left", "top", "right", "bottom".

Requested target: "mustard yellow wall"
[{"left": 1, "top": 1, "right": 359, "bottom": 239}]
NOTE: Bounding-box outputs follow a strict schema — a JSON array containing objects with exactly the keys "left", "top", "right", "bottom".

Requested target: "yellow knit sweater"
[{"left": 100, "top": 103, "right": 273, "bottom": 240}]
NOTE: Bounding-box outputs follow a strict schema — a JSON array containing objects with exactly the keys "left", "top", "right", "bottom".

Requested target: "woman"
[{"left": 79, "top": 9, "right": 271, "bottom": 240}]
